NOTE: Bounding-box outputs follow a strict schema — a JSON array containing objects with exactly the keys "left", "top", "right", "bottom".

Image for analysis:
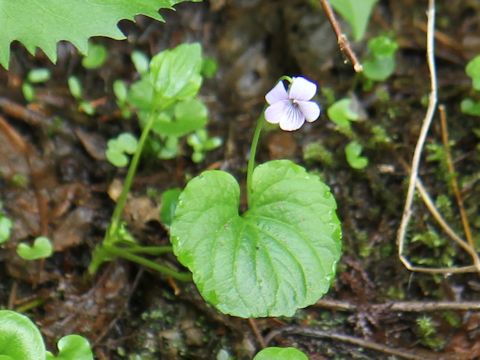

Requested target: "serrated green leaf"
[
  {"left": 46, "top": 335, "right": 93, "bottom": 360},
  {"left": 0, "top": 0, "right": 194, "bottom": 69},
  {"left": 254, "top": 347, "right": 309, "bottom": 360},
  {"left": 171, "top": 160, "right": 341, "bottom": 317},
  {"left": 0, "top": 310, "right": 46, "bottom": 360},
  {"left": 330, "top": 0, "right": 378, "bottom": 41},
  {"left": 16, "top": 236, "right": 53, "bottom": 260}
]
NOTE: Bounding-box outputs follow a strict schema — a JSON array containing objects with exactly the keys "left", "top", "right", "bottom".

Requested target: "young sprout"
[
  {"left": 16, "top": 236, "right": 53, "bottom": 260},
  {"left": 0, "top": 214, "right": 12, "bottom": 244},
  {"left": 265, "top": 77, "right": 321, "bottom": 131},
  {"left": 68, "top": 76, "right": 95, "bottom": 115},
  {"left": 187, "top": 129, "right": 222, "bottom": 163},
  {"left": 106, "top": 133, "right": 138, "bottom": 167},
  {"left": 82, "top": 42, "right": 108, "bottom": 69},
  {"left": 327, "top": 97, "right": 360, "bottom": 133},
  {"left": 345, "top": 140, "right": 368, "bottom": 169},
  {"left": 22, "top": 68, "right": 51, "bottom": 101}
]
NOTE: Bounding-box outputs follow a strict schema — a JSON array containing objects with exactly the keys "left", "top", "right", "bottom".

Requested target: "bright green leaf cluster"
[
  {"left": 124, "top": 43, "right": 221, "bottom": 161},
  {"left": 0, "top": 0, "right": 196, "bottom": 69},
  {"left": 16, "top": 236, "right": 53, "bottom": 260},
  {"left": 461, "top": 55, "right": 480, "bottom": 116},
  {"left": 171, "top": 160, "right": 341, "bottom": 317},
  {"left": 0, "top": 310, "right": 93, "bottom": 360},
  {"left": 330, "top": 0, "right": 378, "bottom": 41},
  {"left": 363, "top": 35, "right": 399, "bottom": 81},
  {"left": 106, "top": 133, "right": 139, "bottom": 167},
  {"left": 254, "top": 347, "right": 309, "bottom": 360}
]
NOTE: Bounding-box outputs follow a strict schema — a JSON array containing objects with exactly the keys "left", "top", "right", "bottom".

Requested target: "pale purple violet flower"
[{"left": 264, "top": 77, "right": 321, "bottom": 131}]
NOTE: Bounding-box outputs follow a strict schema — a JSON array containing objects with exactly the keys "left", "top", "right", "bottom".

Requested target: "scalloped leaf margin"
[{"left": 171, "top": 160, "right": 342, "bottom": 318}]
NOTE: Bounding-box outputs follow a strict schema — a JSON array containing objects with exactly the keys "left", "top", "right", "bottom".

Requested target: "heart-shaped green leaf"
[
  {"left": 17, "top": 236, "right": 53, "bottom": 260},
  {"left": 254, "top": 347, "right": 309, "bottom": 360},
  {"left": 0, "top": 310, "right": 46, "bottom": 360},
  {"left": 46, "top": 335, "right": 93, "bottom": 360},
  {"left": 171, "top": 160, "right": 341, "bottom": 318}
]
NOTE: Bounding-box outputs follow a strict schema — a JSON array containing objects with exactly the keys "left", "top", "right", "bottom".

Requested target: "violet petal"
[
  {"left": 265, "top": 81, "right": 288, "bottom": 104},
  {"left": 264, "top": 100, "right": 290, "bottom": 124},
  {"left": 288, "top": 77, "right": 317, "bottom": 101},
  {"left": 297, "top": 100, "right": 320, "bottom": 122},
  {"left": 279, "top": 105, "right": 305, "bottom": 131}
]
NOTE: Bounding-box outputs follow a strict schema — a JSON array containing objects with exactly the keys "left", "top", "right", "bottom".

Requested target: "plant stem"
[
  {"left": 107, "top": 111, "right": 157, "bottom": 243},
  {"left": 125, "top": 245, "right": 173, "bottom": 256},
  {"left": 247, "top": 114, "right": 265, "bottom": 206},
  {"left": 105, "top": 245, "right": 191, "bottom": 282}
]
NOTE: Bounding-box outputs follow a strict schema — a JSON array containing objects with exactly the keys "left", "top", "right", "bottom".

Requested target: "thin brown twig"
[
  {"left": 439, "top": 105, "right": 480, "bottom": 269},
  {"left": 315, "top": 299, "right": 480, "bottom": 312},
  {"left": 248, "top": 318, "right": 267, "bottom": 348},
  {"left": 319, "top": 0, "right": 363, "bottom": 73},
  {"left": 265, "top": 326, "right": 436, "bottom": 360}
]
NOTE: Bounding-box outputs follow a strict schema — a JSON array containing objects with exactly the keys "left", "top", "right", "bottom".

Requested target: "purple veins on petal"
[
  {"left": 263, "top": 76, "right": 320, "bottom": 131},
  {"left": 279, "top": 104, "right": 305, "bottom": 131},
  {"left": 296, "top": 100, "right": 320, "bottom": 122}
]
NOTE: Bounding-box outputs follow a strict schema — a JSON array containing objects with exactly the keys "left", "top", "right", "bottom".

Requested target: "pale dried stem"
[
  {"left": 265, "top": 326, "right": 435, "bottom": 360},
  {"left": 397, "top": 0, "right": 480, "bottom": 274},
  {"left": 315, "top": 299, "right": 480, "bottom": 312}
]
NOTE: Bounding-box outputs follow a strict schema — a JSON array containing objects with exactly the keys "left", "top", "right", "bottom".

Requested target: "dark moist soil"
[{"left": 1, "top": 0, "right": 480, "bottom": 359}]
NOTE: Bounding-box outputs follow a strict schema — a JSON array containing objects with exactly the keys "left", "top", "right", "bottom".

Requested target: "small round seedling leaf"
[
  {"left": 68, "top": 76, "right": 82, "bottom": 99},
  {"left": 254, "top": 347, "right": 309, "bottom": 360},
  {"left": 131, "top": 51, "right": 150, "bottom": 75},
  {"left": 117, "top": 133, "right": 138, "bottom": 154},
  {"left": 17, "top": 236, "right": 53, "bottom": 260},
  {"left": 27, "top": 68, "right": 51, "bottom": 83},
  {"left": 461, "top": 98, "right": 480, "bottom": 116},
  {"left": 113, "top": 80, "right": 128, "bottom": 103},
  {"left": 327, "top": 98, "right": 360, "bottom": 130},
  {"left": 345, "top": 141, "right": 368, "bottom": 169},
  {"left": 106, "top": 147, "right": 128, "bottom": 167},
  {"left": 171, "top": 160, "right": 341, "bottom": 318},
  {"left": 466, "top": 55, "right": 480, "bottom": 91},
  {"left": 0, "top": 216, "right": 13, "bottom": 244},
  {"left": 46, "top": 335, "right": 93, "bottom": 360},
  {"left": 160, "top": 188, "right": 182, "bottom": 226},
  {"left": 0, "top": 310, "right": 46, "bottom": 360},
  {"left": 82, "top": 43, "right": 108, "bottom": 69}
]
